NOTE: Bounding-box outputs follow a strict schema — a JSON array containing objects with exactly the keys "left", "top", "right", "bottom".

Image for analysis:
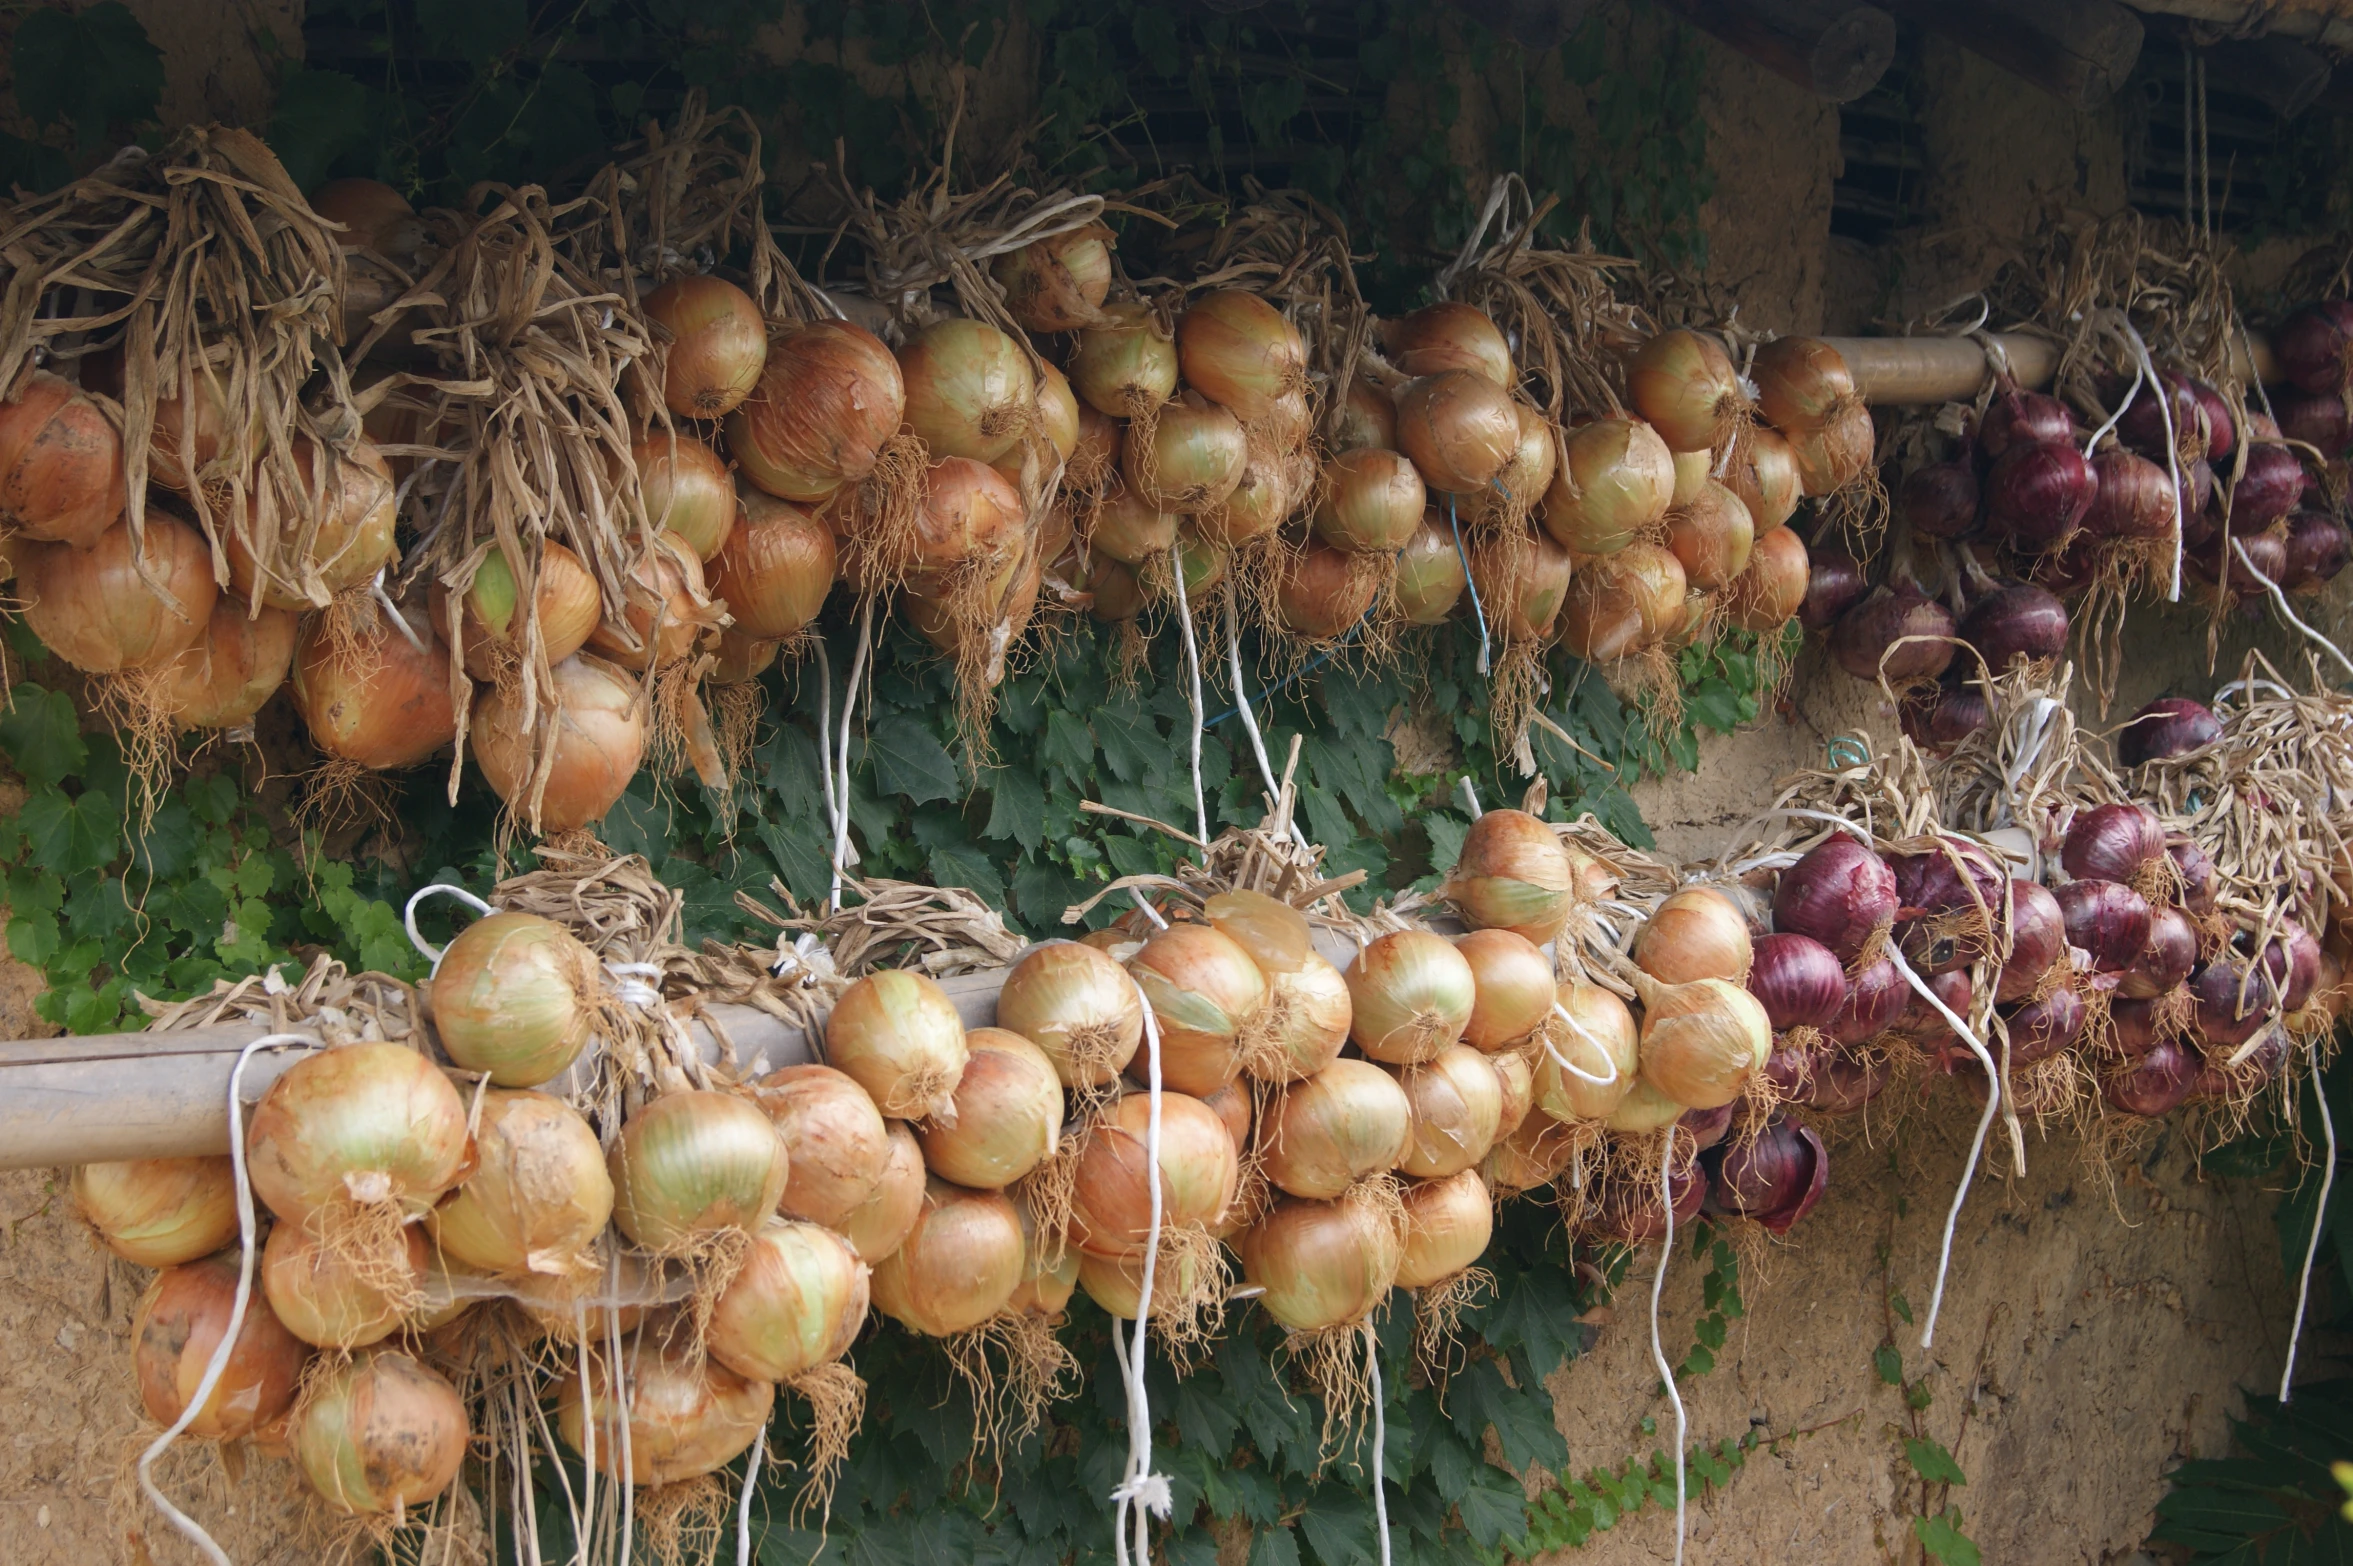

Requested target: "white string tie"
[
  {"left": 403, "top": 883, "right": 496, "bottom": 975},
  {"left": 605, "top": 962, "right": 663, "bottom": 1009}
]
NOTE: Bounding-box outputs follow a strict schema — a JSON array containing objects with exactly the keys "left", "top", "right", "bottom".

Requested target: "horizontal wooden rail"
[{"left": 1820, "top": 331, "right": 2277, "bottom": 406}]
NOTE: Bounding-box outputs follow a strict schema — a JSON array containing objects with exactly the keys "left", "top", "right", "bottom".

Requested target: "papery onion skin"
[
  {"left": 221, "top": 438, "right": 396, "bottom": 612},
  {"left": 644, "top": 275, "right": 767, "bottom": 419},
  {"left": 1831, "top": 585, "right": 1955, "bottom": 683},
  {"left": 1996, "top": 879, "right": 2067, "bottom": 1003},
  {"left": 0, "top": 369, "right": 125, "bottom": 546},
  {"left": 918, "top": 1028, "right": 1064, "bottom": 1190},
  {"left": 134, "top": 1253, "right": 310, "bottom": 1439},
  {"left": 2103, "top": 1039, "right": 2199, "bottom": 1118},
  {"left": 838, "top": 1121, "right": 925, "bottom": 1263},
  {"left": 1985, "top": 441, "right": 2096, "bottom": 551},
  {"left": 556, "top": 1341, "right": 771, "bottom": 1486},
  {"left": 1070, "top": 303, "right": 1180, "bottom": 417},
  {"left": 1978, "top": 390, "right": 2076, "bottom": 461},
  {"left": 750, "top": 1063, "right": 891, "bottom": 1228},
  {"left": 1901, "top": 678, "right": 1990, "bottom": 754},
  {"left": 1724, "top": 522, "right": 1809, "bottom": 633},
  {"left": 2191, "top": 957, "right": 2274, "bottom": 1047},
  {"left": 1752, "top": 336, "right": 1856, "bottom": 432},
  {"left": 2084, "top": 446, "right": 2177, "bottom": 542},
  {"left": 2120, "top": 905, "right": 2199, "bottom": 1000},
  {"left": 1314, "top": 447, "right": 1427, "bottom": 553},
  {"left": 1745, "top": 933, "right": 1846, "bottom": 1031},
  {"left": 1900, "top": 460, "right": 1980, "bottom": 540},
  {"left": 293, "top": 609, "right": 456, "bottom": 769},
  {"left": 1959, "top": 581, "right": 2069, "bottom": 672},
  {"left": 825, "top": 970, "right": 971, "bottom": 1120},
  {"left": 1129, "top": 923, "right": 1268, "bottom": 1094},
  {"left": 263, "top": 1218, "right": 426, "bottom": 1348},
  {"left": 1483, "top": 527, "right": 1580, "bottom": 642},
  {"left": 1396, "top": 370, "right": 1519, "bottom": 494},
  {"left": 23, "top": 512, "right": 216, "bottom": 672},
  {"left": 1634, "top": 886, "right": 1754, "bottom": 985},
  {"left": 1772, "top": 836, "right": 1898, "bottom": 962},
  {"left": 1396, "top": 1167, "right": 1494, "bottom": 1287},
  {"left": 1702, "top": 1115, "right": 1827, "bottom": 1235},
  {"left": 728, "top": 320, "right": 906, "bottom": 502},
  {"left": 608, "top": 1090, "right": 790, "bottom": 1249},
  {"left": 2283, "top": 510, "right": 2353, "bottom": 594},
  {"left": 1390, "top": 514, "right": 1467, "bottom": 626},
  {"left": 449, "top": 539, "right": 601, "bottom": 680},
  {"left": 1347, "top": 929, "right": 1477, "bottom": 1064},
  {"left": 293, "top": 1349, "right": 469, "bottom": 1513},
  {"left": 1394, "top": 1044, "right": 1506, "bottom": 1179},
  {"left": 1179, "top": 290, "right": 1306, "bottom": 420},
  {"left": 1542, "top": 416, "right": 1676, "bottom": 556},
  {"left": 1445, "top": 808, "right": 1577, "bottom": 942},
  {"left": 995, "top": 940, "right": 1145, "bottom": 1089},
  {"left": 2056, "top": 879, "right": 2153, "bottom": 974},
  {"left": 1259, "top": 1058, "right": 1413, "bottom": 1197},
  {"left": 1091, "top": 481, "right": 1180, "bottom": 561},
  {"left": 1490, "top": 1051, "right": 1534, "bottom": 1139},
  {"left": 1637, "top": 975, "right": 1773, "bottom": 1110},
  {"left": 709, "top": 1218, "right": 871, "bottom": 1382},
  {"left": 246, "top": 1042, "right": 470, "bottom": 1224},
  {"left": 1726, "top": 425, "right": 1803, "bottom": 532},
  {"left": 1788, "top": 400, "right": 1877, "bottom": 496},
  {"left": 2274, "top": 388, "right": 2350, "bottom": 455},
  {"left": 1826, "top": 958, "right": 1906, "bottom": 1046},
  {"left": 1334, "top": 377, "right": 1399, "bottom": 453},
  {"left": 899, "top": 317, "right": 1035, "bottom": 464},
  {"left": 1892, "top": 967, "right": 1972, "bottom": 1052},
  {"left": 1275, "top": 540, "right": 1376, "bottom": 640},
  {"left": 74, "top": 1157, "right": 238, "bottom": 1267},
  {"left": 1124, "top": 395, "right": 1248, "bottom": 513},
  {"left": 1665, "top": 481, "right": 1754, "bottom": 591},
  {"left": 1067, "top": 1091, "right": 1239, "bottom": 1257},
  {"left": 2235, "top": 443, "right": 2306, "bottom": 530},
  {"left": 1583, "top": 1158, "right": 1705, "bottom": 1244},
  {"left": 472, "top": 653, "right": 647, "bottom": 834},
  {"left": 712, "top": 489, "right": 835, "bottom": 638},
  {"left": 162, "top": 602, "right": 298, "bottom": 730},
  {"left": 2061, "top": 802, "right": 2167, "bottom": 885},
  {"left": 433, "top": 1089, "right": 612, "bottom": 1276},
  {"left": 430, "top": 912, "right": 599, "bottom": 1086},
  {"left": 993, "top": 224, "right": 1113, "bottom": 334},
  {"left": 1238, "top": 1193, "right": 1402, "bottom": 1331},
  {"left": 2168, "top": 838, "right": 2217, "bottom": 916},
  {"left": 1482, "top": 1108, "right": 1589, "bottom": 1189},
  {"left": 1253, "top": 952, "right": 1354, "bottom": 1084},
  {"left": 1628, "top": 329, "right": 1743, "bottom": 453},
  {"left": 632, "top": 432, "right": 743, "bottom": 566},
  {"left": 1799, "top": 543, "right": 1869, "bottom": 631},
  {"left": 1457, "top": 928, "right": 1555, "bottom": 1050},
  {"left": 1389, "top": 302, "right": 1514, "bottom": 387}
]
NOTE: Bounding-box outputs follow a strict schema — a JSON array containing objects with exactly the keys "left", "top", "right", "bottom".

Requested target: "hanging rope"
[{"left": 2281, "top": 1052, "right": 2337, "bottom": 1405}]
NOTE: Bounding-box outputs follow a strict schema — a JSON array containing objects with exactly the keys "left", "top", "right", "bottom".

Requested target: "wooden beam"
[
  {"left": 1884, "top": 0, "right": 2145, "bottom": 108},
  {"left": 1660, "top": 0, "right": 1898, "bottom": 103},
  {"left": 2204, "top": 34, "right": 2333, "bottom": 121},
  {"left": 2125, "top": 0, "right": 2353, "bottom": 51}
]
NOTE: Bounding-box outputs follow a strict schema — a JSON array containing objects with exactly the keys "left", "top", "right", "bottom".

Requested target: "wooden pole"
[
  {"left": 1816, "top": 330, "right": 2276, "bottom": 406},
  {"left": 1881, "top": 0, "right": 2144, "bottom": 108},
  {"left": 1660, "top": 0, "right": 1898, "bottom": 102}
]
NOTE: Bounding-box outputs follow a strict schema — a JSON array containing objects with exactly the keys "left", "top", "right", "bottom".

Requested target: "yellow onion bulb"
[
  {"left": 432, "top": 1089, "right": 612, "bottom": 1277},
  {"left": 1670, "top": 447, "right": 1712, "bottom": 508},
  {"left": 587, "top": 531, "right": 710, "bottom": 671},
  {"left": 1666, "top": 481, "right": 1754, "bottom": 591},
  {"left": 752, "top": 1063, "right": 892, "bottom": 1228},
  {"left": 1726, "top": 425, "right": 1802, "bottom": 532},
  {"left": 908, "top": 456, "right": 1025, "bottom": 580},
  {"left": 1488, "top": 402, "right": 1559, "bottom": 517},
  {"left": 1465, "top": 526, "right": 1574, "bottom": 642},
  {"left": 1534, "top": 980, "right": 1639, "bottom": 1122},
  {"left": 293, "top": 607, "right": 456, "bottom": 769},
  {"left": 472, "top": 652, "right": 647, "bottom": 834},
  {"left": 1177, "top": 290, "right": 1306, "bottom": 421},
  {"left": 1277, "top": 541, "right": 1379, "bottom": 641},
  {"left": 1396, "top": 370, "right": 1519, "bottom": 494},
  {"left": 1725, "top": 523, "right": 1809, "bottom": 633},
  {"left": 1088, "top": 486, "right": 1180, "bottom": 565},
  {"left": 1199, "top": 447, "right": 1293, "bottom": 546},
  {"left": 74, "top": 1157, "right": 237, "bottom": 1267},
  {"left": 557, "top": 1339, "right": 771, "bottom": 1486},
  {"left": 1388, "top": 302, "right": 1514, "bottom": 387},
  {"left": 1200, "top": 1079, "right": 1254, "bottom": 1150},
  {"left": 226, "top": 439, "right": 397, "bottom": 611},
  {"left": 825, "top": 970, "right": 970, "bottom": 1121},
  {"left": 1258, "top": 1058, "right": 1413, "bottom": 1199},
  {"left": 713, "top": 488, "right": 835, "bottom": 639},
  {"left": 1634, "top": 975, "right": 1772, "bottom": 1109},
  {"left": 1752, "top": 336, "right": 1857, "bottom": 434},
  {"left": 246, "top": 1043, "right": 469, "bottom": 1224},
  {"left": 1077, "top": 1242, "right": 1217, "bottom": 1322},
  {"left": 1628, "top": 329, "right": 1745, "bottom": 453},
  {"left": 1068, "top": 1091, "right": 1239, "bottom": 1257},
  {"left": 1313, "top": 447, "right": 1427, "bottom": 553},
  {"left": 1634, "top": 886, "right": 1754, "bottom": 985},
  {"left": 709, "top": 1218, "right": 870, "bottom": 1382},
  {"left": 1603, "top": 1075, "right": 1686, "bottom": 1134},
  {"left": 293, "top": 1350, "right": 467, "bottom": 1514},
  {"left": 1086, "top": 556, "right": 1145, "bottom": 622},
  {"left": 0, "top": 368, "right": 125, "bottom": 546},
  {"left": 729, "top": 320, "right": 906, "bottom": 502},
  {"left": 1445, "top": 808, "right": 1578, "bottom": 942},
  {"left": 429, "top": 912, "right": 599, "bottom": 1086},
  {"left": 1541, "top": 417, "right": 1676, "bottom": 557},
  {"left": 1479, "top": 1112, "right": 1584, "bottom": 1195},
  {"left": 994, "top": 223, "right": 1114, "bottom": 333},
  {"left": 1124, "top": 394, "right": 1247, "bottom": 513},
  {"left": 1396, "top": 1167, "right": 1493, "bottom": 1288},
  {"left": 996, "top": 940, "right": 1145, "bottom": 1090},
  {"left": 1334, "top": 377, "right": 1399, "bottom": 453},
  {"left": 450, "top": 539, "right": 601, "bottom": 680},
  {"left": 839, "top": 1120, "right": 926, "bottom": 1263},
  {"left": 1035, "top": 360, "right": 1083, "bottom": 465},
  {"left": 709, "top": 629, "right": 779, "bottom": 684},
  {"left": 133, "top": 1254, "right": 308, "bottom": 1439},
  {"left": 22, "top": 511, "right": 216, "bottom": 673},
  {"left": 1491, "top": 1050, "right": 1534, "bottom": 1139},
  {"left": 634, "top": 433, "right": 741, "bottom": 561},
  {"left": 1789, "top": 399, "right": 1876, "bottom": 496},
  {"left": 869, "top": 1177, "right": 1026, "bottom": 1336},
  {"left": 1251, "top": 951, "right": 1354, "bottom": 1085},
  {"left": 262, "top": 1218, "right": 427, "bottom": 1349},
  {"left": 1395, "top": 513, "right": 1468, "bottom": 624},
  {"left": 1394, "top": 1043, "right": 1506, "bottom": 1179},
  {"left": 608, "top": 1090, "right": 790, "bottom": 1249},
  {"left": 1011, "top": 1203, "right": 1082, "bottom": 1317},
  {"left": 1129, "top": 923, "right": 1268, "bottom": 1095},
  {"left": 919, "top": 1028, "right": 1064, "bottom": 1190},
  {"left": 1068, "top": 402, "right": 1122, "bottom": 492},
  {"left": 1205, "top": 888, "right": 1311, "bottom": 974},
  {"left": 900, "top": 318, "right": 1036, "bottom": 464},
  {"left": 1456, "top": 928, "right": 1555, "bottom": 1051},
  {"left": 1561, "top": 545, "right": 1685, "bottom": 662},
  {"left": 1348, "top": 930, "right": 1477, "bottom": 1064},
  {"left": 161, "top": 602, "right": 298, "bottom": 731},
  {"left": 644, "top": 274, "right": 767, "bottom": 420},
  {"left": 1071, "top": 303, "right": 1180, "bottom": 418},
  {"left": 1238, "top": 1193, "right": 1401, "bottom": 1332}
]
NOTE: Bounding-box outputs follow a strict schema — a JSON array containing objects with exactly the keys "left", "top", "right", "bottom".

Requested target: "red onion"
[
  {"left": 1828, "top": 958, "right": 1906, "bottom": 1045},
  {"left": 1901, "top": 678, "right": 1990, "bottom": 753},
  {"left": 1959, "top": 580, "right": 2069, "bottom": 671},
  {"left": 2056, "top": 879, "right": 2152, "bottom": 973},
  {"left": 1891, "top": 837, "right": 2006, "bottom": 972},
  {"left": 1901, "top": 461, "right": 1980, "bottom": 539},
  {"left": 1584, "top": 1162, "right": 1706, "bottom": 1245},
  {"left": 1996, "top": 879, "right": 2067, "bottom": 1004},
  {"left": 1746, "top": 933, "right": 1847, "bottom": 1031},
  {"left": 1702, "top": 1117, "right": 1827, "bottom": 1235},
  {"left": 1894, "top": 967, "right": 1972, "bottom": 1050},
  {"left": 2234, "top": 444, "right": 2306, "bottom": 529},
  {"left": 2166, "top": 839, "right": 2217, "bottom": 916},
  {"left": 2246, "top": 922, "right": 2322, "bottom": 1012},
  {"left": 1800, "top": 544, "right": 1870, "bottom": 632},
  {"left": 2119, "top": 906, "right": 2197, "bottom": 999},
  {"left": 2004, "top": 984, "right": 2085, "bottom": 1067},
  {"left": 2116, "top": 697, "right": 2220, "bottom": 767},
  {"left": 2272, "top": 388, "right": 2350, "bottom": 455},
  {"left": 2103, "top": 1039, "right": 2198, "bottom": 1118},
  {"left": 1978, "top": 389, "right": 2076, "bottom": 461},
  {"left": 2110, "top": 995, "right": 2171, "bottom": 1057},
  {"left": 1800, "top": 1046, "right": 1890, "bottom": 1114},
  {"left": 1761, "top": 1041, "right": 1813, "bottom": 1100},
  {"left": 2060, "top": 803, "right": 2166, "bottom": 884},
  {"left": 1832, "top": 585, "right": 1956, "bottom": 683},
  {"left": 2083, "top": 447, "right": 2177, "bottom": 541},
  {"left": 2115, "top": 372, "right": 2205, "bottom": 463},
  {"left": 2190, "top": 957, "right": 2274, "bottom": 1047},
  {"left": 1680, "top": 1104, "right": 1735, "bottom": 1152},
  {"left": 2189, "top": 381, "right": 2236, "bottom": 464},
  {"left": 2225, "top": 524, "right": 2292, "bottom": 603},
  {"left": 1773, "top": 836, "right": 1899, "bottom": 962},
  {"left": 1985, "top": 441, "right": 2096, "bottom": 551},
  {"left": 2282, "top": 511, "right": 2352, "bottom": 594},
  {"left": 2272, "top": 302, "right": 2353, "bottom": 396}
]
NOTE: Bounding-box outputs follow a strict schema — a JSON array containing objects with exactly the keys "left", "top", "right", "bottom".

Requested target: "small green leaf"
[
  {"left": 0, "top": 686, "right": 87, "bottom": 789},
  {"left": 1904, "top": 1437, "right": 1967, "bottom": 1487},
  {"left": 863, "top": 715, "right": 961, "bottom": 805},
  {"left": 1890, "top": 1291, "right": 1914, "bottom": 1326},
  {"left": 1873, "top": 1344, "right": 1904, "bottom": 1385},
  {"left": 1913, "top": 1509, "right": 1981, "bottom": 1566},
  {"left": 7, "top": 910, "right": 60, "bottom": 967}
]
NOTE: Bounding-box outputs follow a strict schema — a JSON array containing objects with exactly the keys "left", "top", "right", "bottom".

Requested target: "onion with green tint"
[
  {"left": 432, "top": 1089, "right": 612, "bottom": 1276},
  {"left": 709, "top": 1218, "right": 871, "bottom": 1382},
  {"left": 608, "top": 1090, "right": 789, "bottom": 1249},
  {"left": 825, "top": 969, "right": 971, "bottom": 1122},
  {"left": 1442, "top": 807, "right": 1579, "bottom": 943},
  {"left": 292, "top": 1350, "right": 468, "bottom": 1515},
  {"left": 994, "top": 940, "right": 1144, "bottom": 1089},
  {"left": 1345, "top": 930, "right": 1476, "bottom": 1064},
  {"left": 72, "top": 1156, "right": 237, "bottom": 1267},
  {"left": 428, "top": 911, "right": 602, "bottom": 1086},
  {"left": 869, "top": 1177, "right": 1026, "bottom": 1336},
  {"left": 1128, "top": 923, "right": 1269, "bottom": 1095}
]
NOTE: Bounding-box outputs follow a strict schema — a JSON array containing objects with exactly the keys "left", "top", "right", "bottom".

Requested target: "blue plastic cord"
[
  {"left": 1204, "top": 615, "right": 1368, "bottom": 728},
  {"left": 1449, "top": 491, "right": 1492, "bottom": 675}
]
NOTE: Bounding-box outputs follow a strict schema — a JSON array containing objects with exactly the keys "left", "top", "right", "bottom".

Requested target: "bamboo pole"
[{"left": 1820, "top": 330, "right": 2277, "bottom": 406}]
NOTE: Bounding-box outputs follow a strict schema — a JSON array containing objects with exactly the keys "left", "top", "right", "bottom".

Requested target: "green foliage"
[{"left": 10, "top": 2, "right": 163, "bottom": 152}]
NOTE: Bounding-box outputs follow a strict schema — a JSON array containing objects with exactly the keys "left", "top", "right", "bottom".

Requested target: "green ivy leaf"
[
  {"left": 11, "top": 2, "right": 163, "bottom": 150},
  {"left": 1456, "top": 1469, "right": 1530, "bottom": 1548},
  {"left": 983, "top": 765, "right": 1047, "bottom": 851},
  {"left": 1913, "top": 1509, "right": 1981, "bottom": 1566},
  {"left": 18, "top": 790, "right": 120, "bottom": 877},
  {"left": 1247, "top": 1524, "right": 1300, "bottom": 1566},
  {"left": 1904, "top": 1437, "right": 1967, "bottom": 1486},
  {"left": 864, "top": 715, "right": 961, "bottom": 805},
  {"left": 1873, "top": 1344, "right": 1904, "bottom": 1385},
  {"left": 7, "top": 910, "right": 60, "bottom": 967},
  {"left": 0, "top": 685, "right": 87, "bottom": 789}
]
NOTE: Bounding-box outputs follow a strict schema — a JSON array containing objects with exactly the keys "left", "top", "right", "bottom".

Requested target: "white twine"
[
  {"left": 2080, "top": 355, "right": 2145, "bottom": 461},
  {"left": 1457, "top": 777, "right": 1483, "bottom": 820},
  {"left": 1884, "top": 942, "right": 2004, "bottom": 1351},
  {"left": 1647, "top": 1130, "right": 1688, "bottom": 1566},
  {"left": 735, "top": 1424, "right": 767, "bottom": 1566},
  {"left": 2231, "top": 537, "right": 2353, "bottom": 681},
  {"left": 1365, "top": 1320, "right": 1393, "bottom": 1566},
  {"left": 813, "top": 635, "right": 840, "bottom": 849},
  {"left": 403, "top": 882, "right": 496, "bottom": 974},
  {"left": 1171, "top": 549, "right": 1209, "bottom": 848},
  {"left": 604, "top": 961, "right": 664, "bottom": 1010},
  {"left": 1226, "top": 589, "right": 1313, "bottom": 853},
  {"left": 1109, "top": 966, "right": 1173, "bottom": 1563},
  {"left": 1541, "top": 1001, "right": 1622, "bottom": 1087},
  {"left": 2282, "top": 1053, "right": 2337, "bottom": 1405},
  {"left": 1447, "top": 495, "right": 1492, "bottom": 676},
  {"left": 137, "top": 1032, "right": 321, "bottom": 1566},
  {"left": 373, "top": 567, "right": 427, "bottom": 652},
  {"left": 831, "top": 599, "right": 877, "bottom": 913}
]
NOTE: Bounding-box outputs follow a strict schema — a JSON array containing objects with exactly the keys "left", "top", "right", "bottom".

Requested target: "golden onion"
[
  {"left": 1071, "top": 303, "right": 1179, "bottom": 419},
  {"left": 1533, "top": 980, "right": 1639, "bottom": 1123},
  {"left": 294, "top": 1349, "right": 469, "bottom": 1514},
  {"left": 246, "top": 1042, "right": 470, "bottom": 1225},
  {"left": 728, "top": 320, "right": 906, "bottom": 502},
  {"left": 838, "top": 1120, "right": 927, "bottom": 1263},
  {"left": 1313, "top": 447, "right": 1427, "bottom": 554},
  {"left": 995, "top": 940, "right": 1145, "bottom": 1089},
  {"left": 429, "top": 911, "right": 600, "bottom": 1086},
  {"left": 1067, "top": 1090, "right": 1239, "bottom": 1257},
  {"left": 132, "top": 1253, "right": 309, "bottom": 1440},
  {"left": 1633, "top": 973, "right": 1772, "bottom": 1110},
  {"left": 1387, "top": 302, "right": 1514, "bottom": 388},
  {"left": 1396, "top": 370, "right": 1519, "bottom": 494},
  {"left": 1128, "top": 923, "right": 1268, "bottom": 1095},
  {"left": 825, "top": 969, "right": 970, "bottom": 1122},
  {"left": 1393, "top": 1043, "right": 1506, "bottom": 1179},
  {"left": 557, "top": 1339, "right": 772, "bottom": 1485},
  {"left": 1395, "top": 513, "right": 1468, "bottom": 625},
  {"left": 72, "top": 1157, "right": 237, "bottom": 1268},
  {"left": 751, "top": 1063, "right": 892, "bottom": 1229},
  {"left": 1444, "top": 807, "right": 1578, "bottom": 942},
  {"left": 1665, "top": 481, "right": 1754, "bottom": 592},
  {"left": 1177, "top": 289, "right": 1306, "bottom": 421},
  {"left": 471, "top": 653, "right": 647, "bottom": 835},
  {"left": 869, "top": 1177, "right": 1027, "bottom": 1336},
  {"left": 1628, "top": 329, "right": 1746, "bottom": 453},
  {"left": 608, "top": 1089, "right": 790, "bottom": 1249},
  {"left": 1251, "top": 951, "right": 1354, "bottom": 1085},
  {"left": 1238, "top": 1192, "right": 1401, "bottom": 1332},
  {"left": 1456, "top": 928, "right": 1554, "bottom": 1052},
  {"left": 994, "top": 223, "right": 1114, "bottom": 333},
  {"left": 1632, "top": 886, "right": 1754, "bottom": 986},
  {"left": 1396, "top": 1167, "right": 1493, "bottom": 1287},
  {"left": 1258, "top": 1058, "right": 1413, "bottom": 1199},
  {"left": 899, "top": 317, "right": 1036, "bottom": 465},
  {"left": 709, "top": 1218, "right": 870, "bottom": 1382},
  {"left": 262, "top": 1219, "right": 426, "bottom": 1349},
  {"left": 433, "top": 1089, "right": 612, "bottom": 1277},
  {"left": 918, "top": 1027, "right": 1064, "bottom": 1190}
]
